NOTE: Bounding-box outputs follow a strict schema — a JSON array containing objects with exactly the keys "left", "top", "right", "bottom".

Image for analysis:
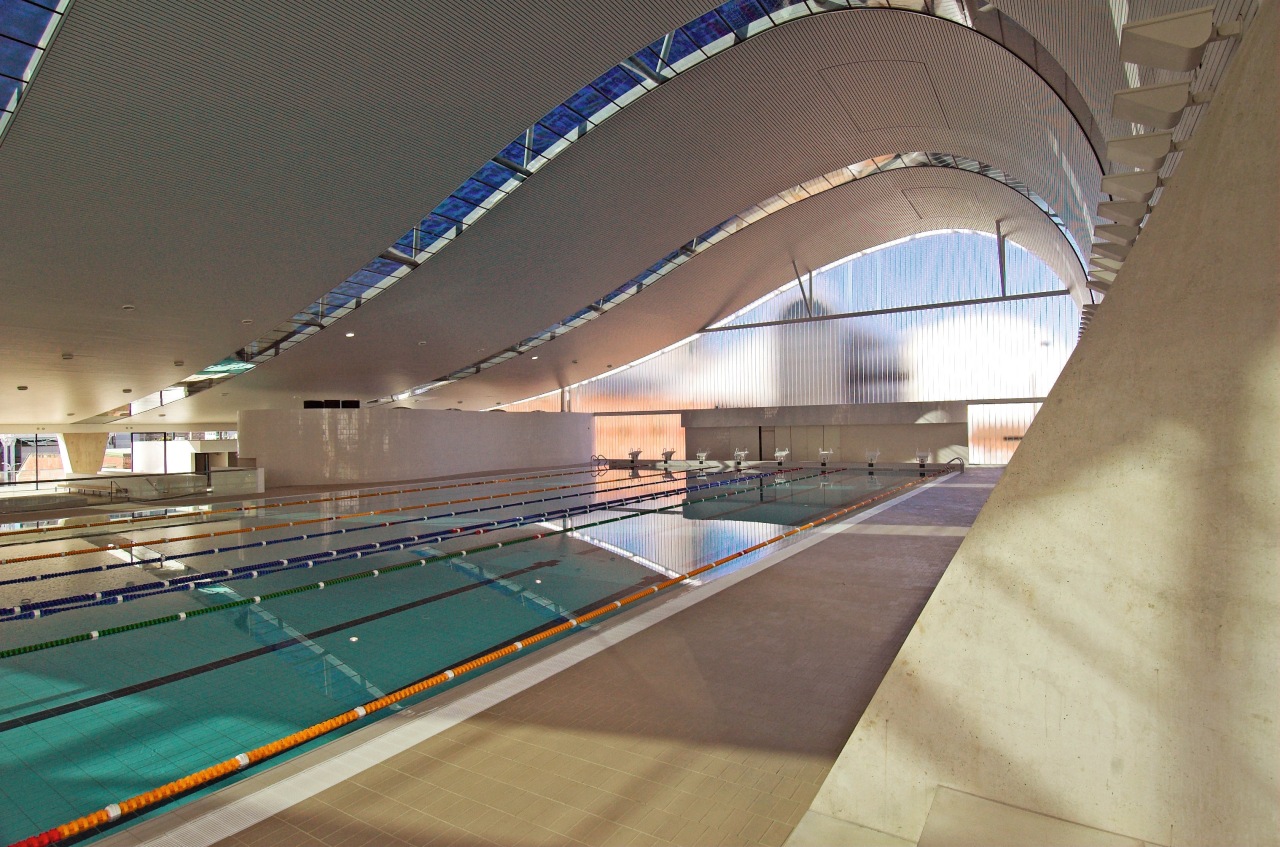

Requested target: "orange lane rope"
[
  {"left": 5, "top": 469, "right": 949, "bottom": 847},
  {"left": 0, "top": 469, "right": 676, "bottom": 567},
  {"left": 0, "top": 465, "right": 621, "bottom": 542}
]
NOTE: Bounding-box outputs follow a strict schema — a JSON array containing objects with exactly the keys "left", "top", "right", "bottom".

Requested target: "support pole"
[{"left": 996, "top": 219, "right": 1007, "bottom": 297}]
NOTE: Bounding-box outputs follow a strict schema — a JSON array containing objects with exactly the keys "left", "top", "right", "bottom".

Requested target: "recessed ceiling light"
[
  {"left": 349, "top": 636, "right": 359, "bottom": 643},
  {"left": 417, "top": 340, "right": 427, "bottom": 346},
  {"left": 121, "top": 304, "right": 135, "bottom": 311},
  {"left": 67, "top": 412, "right": 75, "bottom": 416},
  {"left": 241, "top": 319, "right": 253, "bottom": 324},
  {"left": 221, "top": 392, "right": 229, "bottom": 396},
  {"left": 122, "top": 388, "right": 132, "bottom": 394},
  {"left": 16, "top": 385, "right": 27, "bottom": 391},
  {"left": 158, "top": 414, "right": 166, "bottom": 418},
  {"left": 345, "top": 332, "right": 355, "bottom": 337},
  {"left": 174, "top": 360, "right": 184, "bottom": 367},
  {"left": 531, "top": 356, "right": 539, "bottom": 360},
  {"left": 61, "top": 353, "right": 73, "bottom": 360}
]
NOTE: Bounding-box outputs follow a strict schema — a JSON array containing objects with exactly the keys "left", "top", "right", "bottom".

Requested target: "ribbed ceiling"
[
  {"left": 0, "top": 0, "right": 711, "bottom": 423},
  {"left": 1, "top": 3, "right": 1106, "bottom": 427}
]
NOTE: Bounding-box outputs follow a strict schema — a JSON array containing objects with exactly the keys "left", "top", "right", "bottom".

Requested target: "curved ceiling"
[
  {"left": 1, "top": 3, "right": 1103, "bottom": 428},
  {"left": 0, "top": 0, "right": 713, "bottom": 425},
  {"left": 457, "top": 164, "right": 1080, "bottom": 411}
]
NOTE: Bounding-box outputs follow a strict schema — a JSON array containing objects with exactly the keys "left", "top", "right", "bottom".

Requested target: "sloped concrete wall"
[{"left": 807, "top": 5, "right": 1278, "bottom": 845}]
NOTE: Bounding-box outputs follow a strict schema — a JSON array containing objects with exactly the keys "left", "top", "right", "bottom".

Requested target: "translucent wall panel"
[
  {"left": 721, "top": 231, "right": 1063, "bottom": 327},
  {"left": 593, "top": 414, "right": 684, "bottom": 461},
  {"left": 968, "top": 402, "right": 1042, "bottom": 464},
  {"left": 505, "top": 231, "right": 1078, "bottom": 419},
  {"left": 563, "top": 295, "right": 1075, "bottom": 413}
]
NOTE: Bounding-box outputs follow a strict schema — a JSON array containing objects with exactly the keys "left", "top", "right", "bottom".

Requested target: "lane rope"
[
  {"left": 0, "top": 465, "right": 637, "bottom": 544},
  {"left": 0, "top": 468, "right": 831, "bottom": 657},
  {"left": 4, "top": 469, "right": 951, "bottom": 847},
  {"left": 0, "top": 467, "right": 794, "bottom": 620},
  {"left": 0, "top": 468, "right": 697, "bottom": 583}
]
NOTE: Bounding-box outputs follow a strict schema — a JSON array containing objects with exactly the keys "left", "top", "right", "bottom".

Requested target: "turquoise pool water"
[{"left": 0, "top": 465, "right": 918, "bottom": 842}]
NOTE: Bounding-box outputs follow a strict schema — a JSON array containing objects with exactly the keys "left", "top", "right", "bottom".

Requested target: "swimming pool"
[{"left": 0, "top": 464, "right": 929, "bottom": 844}]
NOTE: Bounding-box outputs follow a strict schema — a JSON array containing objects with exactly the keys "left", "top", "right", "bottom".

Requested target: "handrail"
[{"left": 946, "top": 457, "right": 966, "bottom": 473}]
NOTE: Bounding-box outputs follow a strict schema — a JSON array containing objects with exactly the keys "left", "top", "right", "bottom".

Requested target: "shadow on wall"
[{"left": 775, "top": 298, "right": 908, "bottom": 407}]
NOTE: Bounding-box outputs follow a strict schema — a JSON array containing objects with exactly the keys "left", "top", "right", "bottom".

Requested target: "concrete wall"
[
  {"left": 238, "top": 408, "right": 594, "bottom": 487},
  {"left": 56, "top": 433, "right": 107, "bottom": 475},
  {"left": 807, "top": 6, "right": 1278, "bottom": 845}
]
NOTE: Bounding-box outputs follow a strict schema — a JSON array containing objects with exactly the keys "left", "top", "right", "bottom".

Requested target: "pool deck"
[{"left": 94, "top": 467, "right": 1002, "bottom": 847}]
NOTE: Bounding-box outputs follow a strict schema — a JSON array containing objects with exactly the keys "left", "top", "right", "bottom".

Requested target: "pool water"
[{"left": 0, "top": 465, "right": 918, "bottom": 842}]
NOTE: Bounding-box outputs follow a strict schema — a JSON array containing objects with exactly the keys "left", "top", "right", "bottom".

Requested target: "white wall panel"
[{"left": 238, "top": 408, "right": 592, "bottom": 486}]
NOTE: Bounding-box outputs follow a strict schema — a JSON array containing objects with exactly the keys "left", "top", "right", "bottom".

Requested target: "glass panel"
[
  {"left": 563, "top": 84, "right": 610, "bottom": 121},
  {"left": 0, "top": 34, "right": 37, "bottom": 79},
  {"left": 418, "top": 214, "right": 458, "bottom": 239},
  {"left": 0, "top": 1, "right": 55, "bottom": 46},
  {"left": 0, "top": 75, "right": 20, "bottom": 107},
  {"left": 432, "top": 196, "right": 478, "bottom": 223},
  {"left": 452, "top": 178, "right": 499, "bottom": 207},
  {"left": 346, "top": 268, "right": 389, "bottom": 288},
  {"left": 498, "top": 137, "right": 530, "bottom": 165},
  {"left": 539, "top": 104, "right": 587, "bottom": 136},
  {"left": 592, "top": 65, "right": 642, "bottom": 101},
  {"left": 526, "top": 122, "right": 563, "bottom": 156},
  {"left": 364, "top": 256, "right": 404, "bottom": 276},
  {"left": 682, "top": 12, "right": 734, "bottom": 49},
  {"left": 717, "top": 0, "right": 771, "bottom": 32},
  {"left": 471, "top": 159, "right": 521, "bottom": 189}
]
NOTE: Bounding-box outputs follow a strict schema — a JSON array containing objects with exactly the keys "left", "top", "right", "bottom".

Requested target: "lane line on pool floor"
[{"left": 90, "top": 474, "right": 952, "bottom": 847}]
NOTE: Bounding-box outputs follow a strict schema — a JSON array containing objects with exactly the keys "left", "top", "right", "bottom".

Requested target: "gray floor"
[{"left": 199, "top": 470, "right": 998, "bottom": 847}]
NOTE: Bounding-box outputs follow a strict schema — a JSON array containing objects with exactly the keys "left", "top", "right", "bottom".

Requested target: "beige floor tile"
[
  {"left": 186, "top": 483, "right": 984, "bottom": 847},
  {"left": 760, "top": 819, "right": 795, "bottom": 846}
]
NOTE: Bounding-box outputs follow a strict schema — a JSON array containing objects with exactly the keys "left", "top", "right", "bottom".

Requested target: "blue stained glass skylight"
[
  {"left": 0, "top": 0, "right": 68, "bottom": 139},
  {"left": 683, "top": 13, "right": 735, "bottom": 49},
  {"left": 0, "top": 0, "right": 53, "bottom": 45}
]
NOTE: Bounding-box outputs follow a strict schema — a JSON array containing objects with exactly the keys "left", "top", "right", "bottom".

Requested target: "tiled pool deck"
[{"left": 87, "top": 467, "right": 1001, "bottom": 847}]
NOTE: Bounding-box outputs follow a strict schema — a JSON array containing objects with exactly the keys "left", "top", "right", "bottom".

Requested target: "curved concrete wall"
[{"left": 806, "top": 4, "right": 1279, "bottom": 845}]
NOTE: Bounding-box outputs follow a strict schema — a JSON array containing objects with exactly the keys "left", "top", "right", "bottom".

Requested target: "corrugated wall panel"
[
  {"left": 967, "top": 402, "right": 1041, "bottom": 464},
  {"left": 507, "top": 231, "right": 1077, "bottom": 415},
  {"left": 592, "top": 414, "right": 684, "bottom": 460}
]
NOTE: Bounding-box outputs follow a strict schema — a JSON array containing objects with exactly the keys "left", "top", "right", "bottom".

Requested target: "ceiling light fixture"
[
  {"left": 531, "top": 356, "right": 539, "bottom": 360},
  {"left": 16, "top": 386, "right": 27, "bottom": 390},
  {"left": 122, "top": 388, "right": 132, "bottom": 394},
  {"left": 345, "top": 332, "right": 355, "bottom": 337},
  {"left": 121, "top": 304, "right": 135, "bottom": 311},
  {"left": 241, "top": 319, "right": 253, "bottom": 325}
]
